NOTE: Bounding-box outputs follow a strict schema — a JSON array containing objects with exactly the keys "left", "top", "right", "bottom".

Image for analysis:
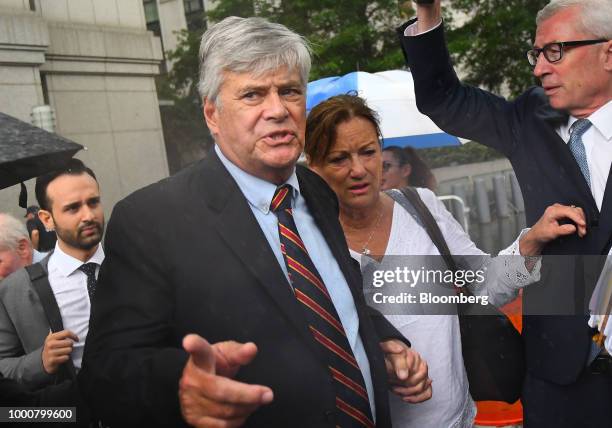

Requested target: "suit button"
[{"left": 324, "top": 410, "right": 335, "bottom": 422}]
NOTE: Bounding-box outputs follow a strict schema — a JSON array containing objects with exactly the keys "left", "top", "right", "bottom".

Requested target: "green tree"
[
  {"left": 163, "top": 0, "right": 550, "bottom": 101},
  {"left": 206, "top": 0, "right": 406, "bottom": 80},
  {"left": 160, "top": 0, "right": 410, "bottom": 105},
  {"left": 446, "top": 0, "right": 549, "bottom": 97}
]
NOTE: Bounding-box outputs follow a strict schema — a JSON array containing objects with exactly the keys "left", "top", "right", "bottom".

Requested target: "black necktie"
[
  {"left": 271, "top": 184, "right": 374, "bottom": 428},
  {"left": 78, "top": 262, "right": 98, "bottom": 300}
]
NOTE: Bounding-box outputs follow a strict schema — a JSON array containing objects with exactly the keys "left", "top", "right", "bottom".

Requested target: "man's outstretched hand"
[{"left": 179, "top": 334, "right": 273, "bottom": 428}]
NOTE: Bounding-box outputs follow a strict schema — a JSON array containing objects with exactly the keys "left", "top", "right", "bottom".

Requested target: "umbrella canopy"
[
  {"left": 0, "top": 112, "right": 83, "bottom": 190},
  {"left": 307, "top": 70, "right": 464, "bottom": 149}
]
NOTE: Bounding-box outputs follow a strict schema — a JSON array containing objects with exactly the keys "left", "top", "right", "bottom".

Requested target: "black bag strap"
[
  {"left": 25, "top": 263, "right": 65, "bottom": 333},
  {"left": 25, "top": 263, "right": 77, "bottom": 381},
  {"left": 387, "top": 187, "right": 459, "bottom": 272}
]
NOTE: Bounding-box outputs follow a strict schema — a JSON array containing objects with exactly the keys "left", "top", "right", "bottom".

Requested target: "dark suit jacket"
[
  {"left": 397, "top": 20, "right": 612, "bottom": 426},
  {"left": 80, "top": 151, "right": 407, "bottom": 427},
  {"left": 0, "top": 373, "right": 78, "bottom": 407},
  {"left": 1, "top": 373, "right": 83, "bottom": 428}
]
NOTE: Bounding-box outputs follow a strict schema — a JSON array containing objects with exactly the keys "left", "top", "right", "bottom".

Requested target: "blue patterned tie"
[{"left": 568, "top": 119, "right": 592, "bottom": 187}]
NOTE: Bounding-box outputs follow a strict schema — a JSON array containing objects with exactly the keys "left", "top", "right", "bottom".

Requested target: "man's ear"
[
  {"left": 603, "top": 41, "right": 612, "bottom": 72},
  {"left": 203, "top": 98, "right": 219, "bottom": 137},
  {"left": 16, "top": 238, "right": 32, "bottom": 262},
  {"left": 38, "top": 209, "right": 54, "bottom": 232}
]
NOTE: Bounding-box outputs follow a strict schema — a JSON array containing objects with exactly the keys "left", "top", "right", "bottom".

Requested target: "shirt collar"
[
  {"left": 51, "top": 241, "right": 105, "bottom": 277},
  {"left": 214, "top": 145, "right": 301, "bottom": 214},
  {"left": 567, "top": 99, "right": 612, "bottom": 141}
]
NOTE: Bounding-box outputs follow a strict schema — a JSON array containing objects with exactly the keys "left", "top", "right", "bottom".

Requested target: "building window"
[
  {"left": 143, "top": 0, "right": 161, "bottom": 37},
  {"left": 185, "top": 0, "right": 206, "bottom": 31},
  {"left": 184, "top": 0, "right": 204, "bottom": 14},
  {"left": 143, "top": 0, "right": 159, "bottom": 25}
]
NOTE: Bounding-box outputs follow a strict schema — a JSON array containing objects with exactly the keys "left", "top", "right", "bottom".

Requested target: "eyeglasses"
[
  {"left": 382, "top": 161, "right": 400, "bottom": 172},
  {"left": 526, "top": 39, "right": 608, "bottom": 66}
]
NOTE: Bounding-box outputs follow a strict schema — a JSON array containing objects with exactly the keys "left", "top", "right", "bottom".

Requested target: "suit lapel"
[
  {"left": 198, "top": 152, "right": 328, "bottom": 360},
  {"left": 597, "top": 162, "right": 612, "bottom": 253},
  {"left": 297, "top": 169, "right": 362, "bottom": 299}
]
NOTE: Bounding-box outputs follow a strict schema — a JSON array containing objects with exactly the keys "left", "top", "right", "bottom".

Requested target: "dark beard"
[{"left": 54, "top": 220, "right": 104, "bottom": 251}]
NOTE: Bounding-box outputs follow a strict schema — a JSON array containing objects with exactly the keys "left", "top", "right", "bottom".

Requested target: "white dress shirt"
[
  {"left": 32, "top": 249, "right": 47, "bottom": 263},
  {"left": 47, "top": 242, "right": 104, "bottom": 369},
  {"left": 558, "top": 100, "right": 612, "bottom": 211}
]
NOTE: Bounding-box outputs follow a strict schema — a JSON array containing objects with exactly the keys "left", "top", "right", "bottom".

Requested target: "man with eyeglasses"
[{"left": 397, "top": 0, "right": 611, "bottom": 427}]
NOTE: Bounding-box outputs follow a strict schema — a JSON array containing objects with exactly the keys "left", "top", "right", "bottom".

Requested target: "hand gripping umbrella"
[
  {"left": 0, "top": 112, "right": 83, "bottom": 206},
  {"left": 307, "top": 70, "right": 465, "bottom": 148}
]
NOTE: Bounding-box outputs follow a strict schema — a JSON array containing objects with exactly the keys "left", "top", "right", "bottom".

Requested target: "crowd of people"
[{"left": 0, "top": 0, "right": 610, "bottom": 427}]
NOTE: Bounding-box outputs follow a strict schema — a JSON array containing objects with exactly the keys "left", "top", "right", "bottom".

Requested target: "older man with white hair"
[{"left": 0, "top": 213, "right": 34, "bottom": 281}]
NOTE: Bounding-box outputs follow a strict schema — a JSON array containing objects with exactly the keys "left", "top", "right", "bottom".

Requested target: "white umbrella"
[{"left": 307, "top": 70, "right": 465, "bottom": 148}]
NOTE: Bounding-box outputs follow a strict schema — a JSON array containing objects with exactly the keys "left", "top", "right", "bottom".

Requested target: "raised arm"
[
  {"left": 396, "top": 5, "right": 536, "bottom": 159},
  {"left": 415, "top": 0, "right": 442, "bottom": 33}
]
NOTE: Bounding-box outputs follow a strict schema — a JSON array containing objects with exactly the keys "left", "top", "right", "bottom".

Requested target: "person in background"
[
  {"left": 0, "top": 213, "right": 34, "bottom": 281},
  {"left": 381, "top": 146, "right": 436, "bottom": 192},
  {"left": 305, "top": 94, "right": 588, "bottom": 428},
  {"left": 0, "top": 159, "right": 103, "bottom": 426},
  {"left": 25, "top": 205, "right": 57, "bottom": 253},
  {"left": 398, "top": 0, "right": 612, "bottom": 425}
]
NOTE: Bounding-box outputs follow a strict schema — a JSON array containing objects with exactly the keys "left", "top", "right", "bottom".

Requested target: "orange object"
[{"left": 474, "top": 292, "right": 524, "bottom": 426}]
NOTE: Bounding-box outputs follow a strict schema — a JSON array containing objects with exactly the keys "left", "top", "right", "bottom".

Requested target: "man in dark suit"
[
  {"left": 80, "top": 16, "right": 432, "bottom": 428},
  {"left": 397, "top": 0, "right": 612, "bottom": 426}
]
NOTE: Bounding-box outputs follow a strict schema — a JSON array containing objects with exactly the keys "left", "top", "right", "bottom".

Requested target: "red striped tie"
[{"left": 271, "top": 184, "right": 375, "bottom": 428}]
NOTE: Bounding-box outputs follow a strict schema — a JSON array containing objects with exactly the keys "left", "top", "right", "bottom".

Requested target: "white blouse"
[{"left": 350, "top": 188, "right": 539, "bottom": 428}]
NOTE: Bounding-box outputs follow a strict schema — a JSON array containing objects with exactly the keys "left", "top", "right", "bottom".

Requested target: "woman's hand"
[
  {"left": 381, "top": 340, "right": 433, "bottom": 403},
  {"left": 519, "top": 203, "right": 587, "bottom": 256}
]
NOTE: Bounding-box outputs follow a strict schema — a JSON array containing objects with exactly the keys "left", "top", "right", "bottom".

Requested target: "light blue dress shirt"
[{"left": 215, "top": 146, "right": 376, "bottom": 418}]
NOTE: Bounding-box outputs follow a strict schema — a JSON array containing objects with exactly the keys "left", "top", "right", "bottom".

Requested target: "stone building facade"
[{"left": 0, "top": 0, "right": 168, "bottom": 219}]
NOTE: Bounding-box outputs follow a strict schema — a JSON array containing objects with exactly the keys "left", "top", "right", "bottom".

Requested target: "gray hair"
[
  {"left": 0, "top": 213, "right": 29, "bottom": 251},
  {"left": 537, "top": 0, "right": 612, "bottom": 39},
  {"left": 197, "top": 16, "right": 312, "bottom": 104}
]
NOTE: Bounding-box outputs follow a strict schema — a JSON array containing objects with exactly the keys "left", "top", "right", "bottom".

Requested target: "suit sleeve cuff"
[
  {"left": 22, "top": 347, "right": 56, "bottom": 388},
  {"left": 403, "top": 18, "right": 443, "bottom": 37}
]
